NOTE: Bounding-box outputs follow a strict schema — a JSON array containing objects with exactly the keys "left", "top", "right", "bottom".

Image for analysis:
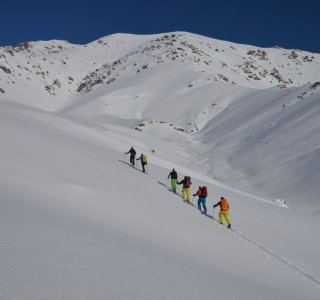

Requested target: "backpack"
[
  {"left": 185, "top": 176, "right": 191, "bottom": 187},
  {"left": 142, "top": 154, "right": 147, "bottom": 164},
  {"left": 201, "top": 186, "right": 207, "bottom": 197}
]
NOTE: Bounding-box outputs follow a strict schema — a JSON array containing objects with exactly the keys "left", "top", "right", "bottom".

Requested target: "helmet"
[{"left": 172, "top": 168, "right": 175, "bottom": 172}]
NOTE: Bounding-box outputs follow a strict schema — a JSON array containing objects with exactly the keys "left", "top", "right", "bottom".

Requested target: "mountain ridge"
[{"left": 1, "top": 31, "right": 320, "bottom": 111}]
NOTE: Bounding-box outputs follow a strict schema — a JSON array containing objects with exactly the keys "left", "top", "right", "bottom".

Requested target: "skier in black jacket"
[
  {"left": 177, "top": 176, "right": 192, "bottom": 203},
  {"left": 168, "top": 168, "right": 178, "bottom": 193},
  {"left": 125, "top": 146, "right": 136, "bottom": 166}
]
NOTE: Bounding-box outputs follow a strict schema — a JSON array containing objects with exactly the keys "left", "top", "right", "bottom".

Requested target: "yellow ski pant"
[
  {"left": 219, "top": 211, "right": 231, "bottom": 225},
  {"left": 181, "top": 188, "right": 190, "bottom": 202}
]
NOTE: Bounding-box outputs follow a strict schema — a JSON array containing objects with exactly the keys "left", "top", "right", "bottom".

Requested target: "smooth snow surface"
[{"left": 1, "top": 32, "right": 320, "bottom": 299}]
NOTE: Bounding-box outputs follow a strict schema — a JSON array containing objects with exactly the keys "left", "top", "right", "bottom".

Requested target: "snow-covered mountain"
[
  {"left": 1, "top": 31, "right": 319, "bottom": 209},
  {"left": 1, "top": 32, "right": 320, "bottom": 109},
  {"left": 1, "top": 32, "right": 320, "bottom": 299}
]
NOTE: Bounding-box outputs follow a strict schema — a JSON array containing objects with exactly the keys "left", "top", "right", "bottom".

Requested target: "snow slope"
[
  {"left": 1, "top": 100, "right": 320, "bottom": 299},
  {"left": 199, "top": 83, "right": 320, "bottom": 209}
]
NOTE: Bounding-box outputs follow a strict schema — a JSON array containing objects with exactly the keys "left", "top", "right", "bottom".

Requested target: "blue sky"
[{"left": 1, "top": 0, "right": 319, "bottom": 53}]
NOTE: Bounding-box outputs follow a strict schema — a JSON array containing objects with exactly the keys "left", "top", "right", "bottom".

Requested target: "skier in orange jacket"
[{"left": 213, "top": 197, "right": 231, "bottom": 228}]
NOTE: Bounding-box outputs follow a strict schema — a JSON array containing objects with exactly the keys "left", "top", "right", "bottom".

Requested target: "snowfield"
[{"left": 0, "top": 32, "right": 320, "bottom": 299}]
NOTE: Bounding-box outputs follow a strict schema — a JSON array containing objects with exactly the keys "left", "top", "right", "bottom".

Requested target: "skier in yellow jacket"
[
  {"left": 213, "top": 197, "right": 231, "bottom": 228},
  {"left": 136, "top": 153, "right": 147, "bottom": 173}
]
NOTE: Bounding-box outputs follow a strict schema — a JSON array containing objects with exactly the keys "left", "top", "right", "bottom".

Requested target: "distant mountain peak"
[{"left": 0, "top": 32, "right": 319, "bottom": 110}]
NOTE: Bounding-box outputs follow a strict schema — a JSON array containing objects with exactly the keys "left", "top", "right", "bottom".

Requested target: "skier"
[
  {"left": 136, "top": 153, "right": 147, "bottom": 173},
  {"left": 177, "top": 176, "right": 192, "bottom": 203},
  {"left": 213, "top": 196, "right": 231, "bottom": 228},
  {"left": 125, "top": 146, "right": 136, "bottom": 166},
  {"left": 193, "top": 186, "right": 207, "bottom": 214},
  {"left": 167, "top": 168, "right": 178, "bottom": 193}
]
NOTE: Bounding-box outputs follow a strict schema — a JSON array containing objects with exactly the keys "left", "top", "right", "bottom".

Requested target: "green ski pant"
[{"left": 171, "top": 179, "right": 177, "bottom": 191}]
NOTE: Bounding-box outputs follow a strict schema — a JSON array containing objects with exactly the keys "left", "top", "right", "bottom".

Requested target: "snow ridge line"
[{"left": 118, "top": 160, "right": 320, "bottom": 288}]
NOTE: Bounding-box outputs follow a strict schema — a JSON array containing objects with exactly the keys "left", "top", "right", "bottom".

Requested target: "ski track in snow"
[{"left": 119, "top": 160, "right": 320, "bottom": 288}]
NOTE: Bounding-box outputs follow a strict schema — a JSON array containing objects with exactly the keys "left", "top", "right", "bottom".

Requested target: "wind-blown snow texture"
[{"left": 0, "top": 32, "right": 320, "bottom": 299}]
